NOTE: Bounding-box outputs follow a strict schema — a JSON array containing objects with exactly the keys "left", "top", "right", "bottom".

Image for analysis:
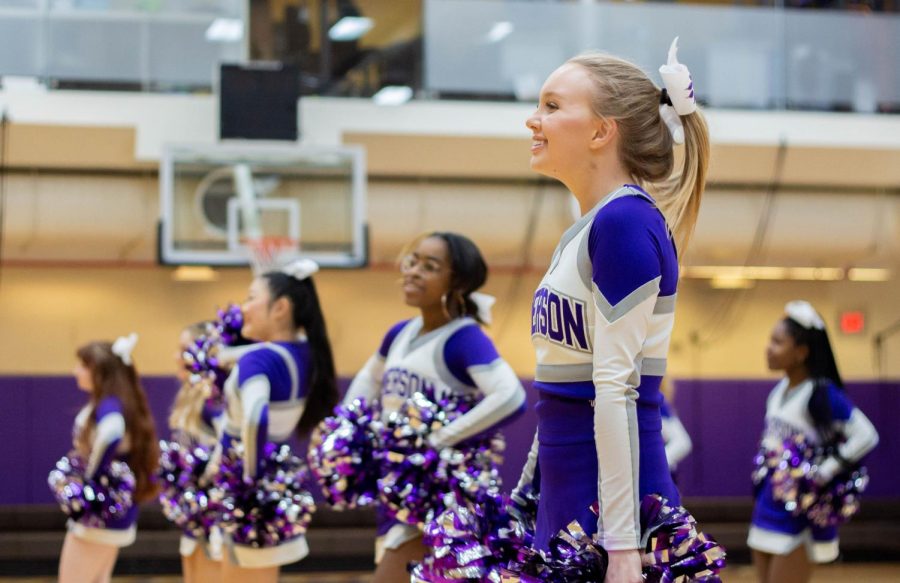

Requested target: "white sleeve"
[
  {"left": 836, "top": 407, "right": 880, "bottom": 462},
  {"left": 240, "top": 375, "right": 271, "bottom": 481},
  {"left": 661, "top": 415, "right": 692, "bottom": 470},
  {"left": 591, "top": 278, "right": 660, "bottom": 551},
  {"left": 343, "top": 353, "right": 385, "bottom": 405},
  {"left": 515, "top": 430, "right": 540, "bottom": 492},
  {"left": 818, "top": 407, "right": 879, "bottom": 482},
  {"left": 428, "top": 359, "right": 526, "bottom": 449},
  {"left": 86, "top": 413, "right": 125, "bottom": 479}
]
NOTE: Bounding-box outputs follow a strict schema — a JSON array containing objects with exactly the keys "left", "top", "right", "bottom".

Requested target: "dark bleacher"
[
  {"left": 2, "top": 498, "right": 899, "bottom": 576},
  {"left": 0, "top": 503, "right": 378, "bottom": 576}
]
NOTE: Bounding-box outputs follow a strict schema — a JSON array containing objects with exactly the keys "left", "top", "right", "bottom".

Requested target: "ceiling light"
[
  {"left": 172, "top": 266, "right": 219, "bottom": 282},
  {"left": 205, "top": 18, "right": 244, "bottom": 43},
  {"left": 329, "top": 16, "right": 373, "bottom": 41},
  {"left": 682, "top": 265, "right": 853, "bottom": 282},
  {"left": 848, "top": 268, "right": 891, "bottom": 282},
  {"left": 486, "top": 21, "right": 514, "bottom": 43},
  {"left": 372, "top": 85, "right": 413, "bottom": 106},
  {"left": 710, "top": 276, "right": 755, "bottom": 290}
]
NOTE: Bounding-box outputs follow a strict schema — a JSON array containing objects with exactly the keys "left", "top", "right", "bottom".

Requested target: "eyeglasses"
[{"left": 400, "top": 253, "right": 445, "bottom": 276}]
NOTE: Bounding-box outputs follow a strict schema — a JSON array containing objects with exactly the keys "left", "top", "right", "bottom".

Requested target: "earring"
[{"left": 441, "top": 293, "right": 452, "bottom": 319}]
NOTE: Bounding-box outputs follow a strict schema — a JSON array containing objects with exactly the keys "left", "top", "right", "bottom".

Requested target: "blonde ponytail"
[{"left": 655, "top": 110, "right": 710, "bottom": 254}]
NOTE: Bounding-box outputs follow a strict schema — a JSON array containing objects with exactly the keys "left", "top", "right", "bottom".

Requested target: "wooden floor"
[{"left": 6, "top": 564, "right": 900, "bottom": 582}]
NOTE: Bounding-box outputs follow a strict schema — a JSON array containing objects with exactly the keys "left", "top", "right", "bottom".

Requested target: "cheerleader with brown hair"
[{"left": 53, "top": 334, "right": 160, "bottom": 583}]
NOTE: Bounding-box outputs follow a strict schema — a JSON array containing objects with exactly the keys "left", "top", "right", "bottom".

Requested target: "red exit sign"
[{"left": 840, "top": 311, "right": 865, "bottom": 335}]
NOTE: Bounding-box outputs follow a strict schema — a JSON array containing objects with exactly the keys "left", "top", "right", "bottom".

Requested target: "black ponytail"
[
  {"left": 263, "top": 272, "right": 339, "bottom": 437},
  {"left": 429, "top": 232, "right": 489, "bottom": 325},
  {"left": 783, "top": 317, "right": 844, "bottom": 441}
]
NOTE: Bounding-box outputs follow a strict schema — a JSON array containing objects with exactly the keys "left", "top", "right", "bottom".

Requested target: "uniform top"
[
  {"left": 74, "top": 395, "right": 128, "bottom": 480},
  {"left": 754, "top": 377, "right": 879, "bottom": 532},
  {"left": 531, "top": 184, "right": 678, "bottom": 400},
  {"left": 222, "top": 341, "right": 310, "bottom": 479},
  {"left": 759, "top": 377, "right": 877, "bottom": 466},
  {"left": 527, "top": 184, "right": 680, "bottom": 550},
  {"left": 345, "top": 317, "right": 526, "bottom": 449}
]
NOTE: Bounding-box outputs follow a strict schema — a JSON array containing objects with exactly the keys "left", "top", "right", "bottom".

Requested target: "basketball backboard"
[{"left": 159, "top": 143, "right": 367, "bottom": 268}]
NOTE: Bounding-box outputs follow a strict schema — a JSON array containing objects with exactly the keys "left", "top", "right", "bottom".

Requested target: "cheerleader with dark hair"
[
  {"left": 749, "top": 301, "right": 879, "bottom": 583},
  {"left": 212, "top": 258, "right": 339, "bottom": 583},
  {"left": 342, "top": 232, "right": 526, "bottom": 583}
]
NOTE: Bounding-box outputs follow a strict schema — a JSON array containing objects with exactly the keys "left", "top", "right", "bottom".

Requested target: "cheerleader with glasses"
[{"left": 343, "top": 232, "right": 527, "bottom": 583}]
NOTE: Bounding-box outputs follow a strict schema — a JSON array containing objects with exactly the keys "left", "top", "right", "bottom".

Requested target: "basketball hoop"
[{"left": 246, "top": 235, "right": 300, "bottom": 275}]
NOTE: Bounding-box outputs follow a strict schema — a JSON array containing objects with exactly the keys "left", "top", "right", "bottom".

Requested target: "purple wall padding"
[
  {"left": 671, "top": 379, "right": 899, "bottom": 498},
  {"left": 1, "top": 376, "right": 896, "bottom": 505},
  {"left": 0, "top": 375, "right": 181, "bottom": 505}
]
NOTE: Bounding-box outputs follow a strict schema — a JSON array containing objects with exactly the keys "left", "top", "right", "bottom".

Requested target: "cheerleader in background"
[
  {"left": 749, "top": 301, "right": 879, "bottom": 583},
  {"left": 56, "top": 335, "right": 159, "bottom": 583},
  {"left": 164, "top": 322, "right": 225, "bottom": 582},
  {"left": 215, "top": 259, "right": 338, "bottom": 583},
  {"left": 659, "top": 379, "right": 692, "bottom": 480},
  {"left": 343, "top": 232, "right": 526, "bottom": 583}
]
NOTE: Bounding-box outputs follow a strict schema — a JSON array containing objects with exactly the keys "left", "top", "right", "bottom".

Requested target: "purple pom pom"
[
  {"left": 759, "top": 433, "right": 868, "bottom": 528},
  {"left": 412, "top": 490, "right": 533, "bottom": 582},
  {"left": 158, "top": 440, "right": 218, "bottom": 539},
  {"left": 499, "top": 493, "right": 725, "bottom": 582},
  {"left": 308, "top": 398, "right": 382, "bottom": 509},
  {"left": 216, "top": 303, "right": 244, "bottom": 347},
  {"left": 210, "top": 442, "right": 315, "bottom": 548},
  {"left": 503, "top": 518, "right": 608, "bottom": 583},
  {"left": 178, "top": 303, "right": 245, "bottom": 398},
  {"left": 640, "top": 494, "right": 727, "bottom": 582},
  {"left": 47, "top": 452, "right": 135, "bottom": 528},
  {"left": 181, "top": 332, "right": 218, "bottom": 376},
  {"left": 378, "top": 390, "right": 504, "bottom": 528}
]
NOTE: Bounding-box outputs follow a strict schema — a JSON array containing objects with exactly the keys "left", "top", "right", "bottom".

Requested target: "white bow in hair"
[
  {"left": 112, "top": 333, "right": 139, "bottom": 365},
  {"left": 658, "top": 37, "right": 696, "bottom": 145},
  {"left": 785, "top": 300, "right": 825, "bottom": 331},
  {"left": 470, "top": 292, "right": 496, "bottom": 325},
  {"left": 281, "top": 258, "right": 319, "bottom": 281}
]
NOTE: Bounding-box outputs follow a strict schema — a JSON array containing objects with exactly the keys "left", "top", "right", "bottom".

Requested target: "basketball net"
[{"left": 246, "top": 235, "right": 301, "bottom": 276}]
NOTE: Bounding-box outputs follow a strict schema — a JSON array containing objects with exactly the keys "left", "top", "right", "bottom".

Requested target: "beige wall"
[
  {"left": 1, "top": 265, "right": 897, "bottom": 380},
  {"left": 0, "top": 111, "right": 896, "bottom": 382}
]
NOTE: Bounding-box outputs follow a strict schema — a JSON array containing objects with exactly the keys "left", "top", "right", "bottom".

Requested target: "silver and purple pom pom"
[
  {"left": 179, "top": 303, "right": 245, "bottom": 397},
  {"left": 181, "top": 328, "right": 219, "bottom": 376},
  {"left": 411, "top": 490, "right": 533, "bottom": 582},
  {"left": 497, "top": 492, "right": 725, "bottom": 583},
  {"left": 47, "top": 453, "right": 135, "bottom": 529},
  {"left": 640, "top": 494, "right": 727, "bottom": 582},
  {"left": 760, "top": 433, "right": 868, "bottom": 528},
  {"left": 502, "top": 518, "right": 608, "bottom": 583},
  {"left": 210, "top": 442, "right": 315, "bottom": 548},
  {"left": 307, "top": 398, "right": 382, "bottom": 509},
  {"left": 378, "top": 390, "right": 504, "bottom": 528},
  {"left": 158, "top": 439, "right": 218, "bottom": 539}
]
